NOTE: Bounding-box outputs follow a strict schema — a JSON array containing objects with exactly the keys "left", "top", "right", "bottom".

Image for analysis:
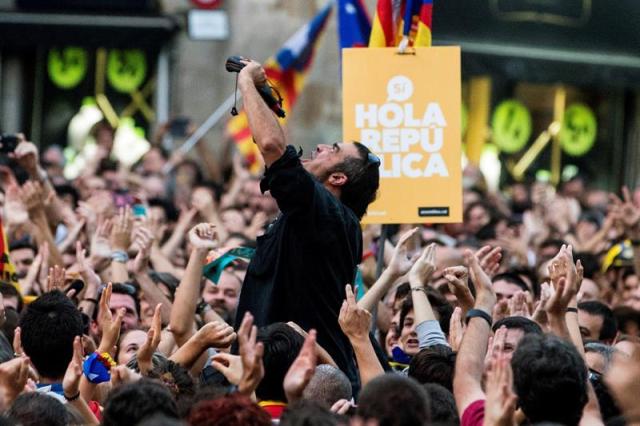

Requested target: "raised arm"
[
  {"left": 339, "top": 285, "right": 384, "bottom": 387},
  {"left": 453, "top": 249, "right": 497, "bottom": 415},
  {"left": 358, "top": 228, "right": 418, "bottom": 312},
  {"left": 169, "top": 224, "right": 225, "bottom": 346},
  {"left": 237, "top": 60, "right": 285, "bottom": 167}
]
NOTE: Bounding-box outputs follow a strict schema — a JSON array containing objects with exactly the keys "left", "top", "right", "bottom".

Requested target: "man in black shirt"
[{"left": 234, "top": 59, "right": 380, "bottom": 389}]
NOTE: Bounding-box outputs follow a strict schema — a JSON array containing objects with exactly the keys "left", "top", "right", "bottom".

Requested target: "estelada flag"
[
  {"left": 401, "top": 0, "right": 433, "bottom": 47},
  {"left": 338, "top": 0, "right": 371, "bottom": 49},
  {"left": 369, "top": 0, "right": 433, "bottom": 48},
  {"left": 0, "top": 217, "right": 19, "bottom": 287},
  {"left": 226, "top": 3, "right": 333, "bottom": 174}
]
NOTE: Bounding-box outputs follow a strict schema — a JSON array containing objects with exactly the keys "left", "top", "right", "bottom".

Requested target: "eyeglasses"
[{"left": 367, "top": 152, "right": 381, "bottom": 167}]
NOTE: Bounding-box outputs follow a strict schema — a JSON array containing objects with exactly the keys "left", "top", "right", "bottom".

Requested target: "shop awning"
[{"left": 0, "top": 11, "right": 179, "bottom": 48}]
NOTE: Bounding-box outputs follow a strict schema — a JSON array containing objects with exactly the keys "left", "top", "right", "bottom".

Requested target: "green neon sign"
[
  {"left": 491, "top": 100, "right": 532, "bottom": 154},
  {"left": 107, "top": 49, "right": 147, "bottom": 93},
  {"left": 48, "top": 47, "right": 88, "bottom": 89},
  {"left": 560, "top": 103, "right": 597, "bottom": 157}
]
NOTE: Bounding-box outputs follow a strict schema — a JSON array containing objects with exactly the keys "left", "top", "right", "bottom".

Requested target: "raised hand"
[
  {"left": 409, "top": 243, "right": 437, "bottom": 288},
  {"left": 62, "top": 336, "right": 84, "bottom": 400},
  {"left": 0, "top": 356, "right": 37, "bottom": 409},
  {"left": 211, "top": 353, "right": 243, "bottom": 385},
  {"left": 19, "top": 180, "right": 45, "bottom": 214},
  {"left": 339, "top": 284, "right": 372, "bottom": 342},
  {"left": 110, "top": 365, "right": 142, "bottom": 388},
  {"left": 11, "top": 139, "right": 39, "bottom": 176},
  {"left": 448, "top": 307, "right": 465, "bottom": 352},
  {"left": 508, "top": 291, "right": 531, "bottom": 318},
  {"left": 387, "top": 227, "right": 419, "bottom": 277},
  {"left": 443, "top": 265, "right": 474, "bottom": 314},
  {"left": 609, "top": 186, "right": 640, "bottom": 238},
  {"left": 283, "top": 330, "right": 317, "bottom": 402},
  {"left": 194, "top": 321, "right": 236, "bottom": 349},
  {"left": 237, "top": 312, "right": 265, "bottom": 397},
  {"left": 132, "top": 227, "right": 154, "bottom": 275},
  {"left": 484, "top": 352, "right": 518, "bottom": 426},
  {"left": 46, "top": 265, "right": 69, "bottom": 295},
  {"left": 238, "top": 59, "right": 268, "bottom": 87},
  {"left": 91, "top": 218, "right": 113, "bottom": 261},
  {"left": 464, "top": 249, "right": 497, "bottom": 312},
  {"left": 137, "top": 304, "right": 162, "bottom": 375},
  {"left": 97, "top": 283, "right": 126, "bottom": 354},
  {"left": 110, "top": 207, "right": 133, "bottom": 251},
  {"left": 188, "top": 223, "right": 218, "bottom": 250},
  {"left": 546, "top": 245, "right": 578, "bottom": 316},
  {"left": 475, "top": 246, "right": 502, "bottom": 278}
]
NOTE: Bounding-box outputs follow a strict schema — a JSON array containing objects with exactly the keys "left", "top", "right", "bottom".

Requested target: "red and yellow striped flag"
[{"left": 368, "top": 0, "right": 404, "bottom": 47}]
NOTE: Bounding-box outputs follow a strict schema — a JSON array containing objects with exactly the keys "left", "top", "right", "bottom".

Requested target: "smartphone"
[
  {"left": 169, "top": 117, "right": 190, "bottom": 138},
  {"left": 132, "top": 204, "right": 147, "bottom": 217}
]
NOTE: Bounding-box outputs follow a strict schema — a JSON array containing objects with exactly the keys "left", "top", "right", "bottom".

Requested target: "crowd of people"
[{"left": 0, "top": 63, "right": 639, "bottom": 426}]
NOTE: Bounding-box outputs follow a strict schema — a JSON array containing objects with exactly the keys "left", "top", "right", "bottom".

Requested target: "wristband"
[
  {"left": 83, "top": 298, "right": 99, "bottom": 305},
  {"left": 411, "top": 287, "right": 428, "bottom": 294},
  {"left": 567, "top": 307, "right": 578, "bottom": 314},
  {"left": 465, "top": 309, "right": 492, "bottom": 327},
  {"left": 83, "top": 351, "right": 116, "bottom": 384},
  {"left": 110, "top": 250, "right": 129, "bottom": 263},
  {"left": 64, "top": 391, "right": 80, "bottom": 402}
]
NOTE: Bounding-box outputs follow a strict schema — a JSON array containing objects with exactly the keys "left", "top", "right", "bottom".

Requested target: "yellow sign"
[{"left": 343, "top": 47, "right": 462, "bottom": 224}]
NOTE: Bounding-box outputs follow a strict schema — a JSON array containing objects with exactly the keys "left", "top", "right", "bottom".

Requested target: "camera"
[
  {"left": 0, "top": 134, "right": 19, "bottom": 154},
  {"left": 225, "top": 56, "right": 286, "bottom": 118}
]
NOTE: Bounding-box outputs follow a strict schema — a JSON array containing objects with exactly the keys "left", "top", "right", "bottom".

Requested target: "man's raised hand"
[
  {"left": 188, "top": 223, "right": 218, "bottom": 250},
  {"left": 339, "top": 284, "right": 372, "bottom": 342},
  {"left": 283, "top": 330, "right": 317, "bottom": 403},
  {"left": 387, "top": 227, "right": 419, "bottom": 277},
  {"left": 464, "top": 248, "right": 497, "bottom": 313},
  {"left": 237, "top": 312, "right": 264, "bottom": 397},
  {"left": 238, "top": 59, "right": 267, "bottom": 88}
]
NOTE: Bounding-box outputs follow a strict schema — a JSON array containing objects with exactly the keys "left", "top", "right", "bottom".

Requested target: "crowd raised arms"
[{"left": 0, "top": 60, "right": 639, "bottom": 426}]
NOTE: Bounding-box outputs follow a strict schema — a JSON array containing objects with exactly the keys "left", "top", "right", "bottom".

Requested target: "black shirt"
[{"left": 235, "top": 145, "right": 362, "bottom": 387}]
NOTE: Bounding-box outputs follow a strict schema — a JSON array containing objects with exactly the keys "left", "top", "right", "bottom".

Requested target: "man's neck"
[{"left": 323, "top": 183, "right": 341, "bottom": 201}]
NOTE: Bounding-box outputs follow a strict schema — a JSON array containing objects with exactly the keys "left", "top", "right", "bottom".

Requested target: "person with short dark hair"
[
  {"left": 491, "top": 316, "right": 543, "bottom": 358},
  {"left": 491, "top": 272, "right": 529, "bottom": 301},
  {"left": 0, "top": 281, "right": 23, "bottom": 312},
  {"left": 6, "top": 392, "right": 69, "bottom": 426},
  {"left": 357, "top": 374, "right": 430, "bottom": 426},
  {"left": 578, "top": 301, "right": 618, "bottom": 344},
  {"left": 422, "top": 383, "right": 459, "bottom": 426},
  {"left": 408, "top": 344, "right": 456, "bottom": 391},
  {"left": 234, "top": 59, "right": 380, "bottom": 393},
  {"left": 8, "top": 238, "right": 36, "bottom": 281},
  {"left": 19, "top": 291, "right": 83, "bottom": 401},
  {"left": 512, "top": 334, "right": 589, "bottom": 426},
  {"left": 102, "top": 380, "right": 179, "bottom": 426},
  {"left": 255, "top": 322, "right": 304, "bottom": 418}
]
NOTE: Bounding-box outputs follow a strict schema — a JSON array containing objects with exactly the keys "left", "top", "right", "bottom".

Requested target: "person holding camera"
[{"left": 233, "top": 59, "right": 380, "bottom": 390}]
